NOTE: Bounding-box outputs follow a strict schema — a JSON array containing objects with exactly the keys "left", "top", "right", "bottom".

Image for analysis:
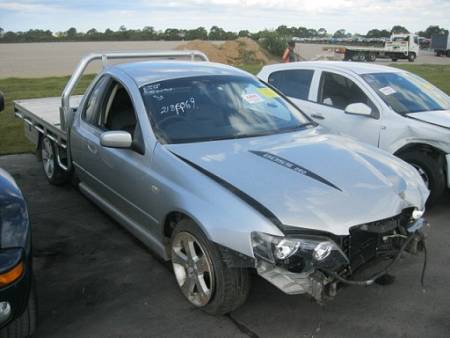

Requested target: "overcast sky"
[{"left": 0, "top": 0, "right": 449, "bottom": 34}]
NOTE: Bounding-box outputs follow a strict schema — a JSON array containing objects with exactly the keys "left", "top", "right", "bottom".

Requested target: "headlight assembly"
[
  {"left": 313, "top": 241, "right": 334, "bottom": 261},
  {"left": 412, "top": 208, "right": 424, "bottom": 220},
  {"left": 0, "top": 201, "right": 30, "bottom": 249},
  {"left": 251, "top": 232, "right": 349, "bottom": 273}
]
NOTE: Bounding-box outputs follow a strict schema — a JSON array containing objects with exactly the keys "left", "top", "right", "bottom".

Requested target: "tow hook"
[
  {"left": 310, "top": 272, "right": 338, "bottom": 303},
  {"left": 406, "top": 231, "right": 425, "bottom": 255}
]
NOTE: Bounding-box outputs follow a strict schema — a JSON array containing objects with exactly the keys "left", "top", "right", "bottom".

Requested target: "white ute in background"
[{"left": 258, "top": 61, "right": 450, "bottom": 203}]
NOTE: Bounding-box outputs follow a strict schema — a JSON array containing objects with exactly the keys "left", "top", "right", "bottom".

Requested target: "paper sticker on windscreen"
[
  {"left": 379, "top": 86, "right": 397, "bottom": 96},
  {"left": 257, "top": 87, "right": 279, "bottom": 98},
  {"left": 242, "top": 93, "right": 264, "bottom": 104}
]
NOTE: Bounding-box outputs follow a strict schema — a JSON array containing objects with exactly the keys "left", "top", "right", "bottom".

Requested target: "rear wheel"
[
  {"left": 170, "top": 219, "right": 250, "bottom": 315},
  {"left": 0, "top": 287, "right": 37, "bottom": 338},
  {"left": 40, "top": 137, "right": 68, "bottom": 185},
  {"left": 391, "top": 58, "right": 398, "bottom": 62},
  {"left": 408, "top": 53, "right": 416, "bottom": 62},
  {"left": 368, "top": 53, "right": 377, "bottom": 62},
  {"left": 398, "top": 150, "right": 446, "bottom": 205}
]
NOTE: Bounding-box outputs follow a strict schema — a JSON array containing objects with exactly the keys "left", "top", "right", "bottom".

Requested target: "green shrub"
[{"left": 258, "top": 31, "right": 288, "bottom": 57}]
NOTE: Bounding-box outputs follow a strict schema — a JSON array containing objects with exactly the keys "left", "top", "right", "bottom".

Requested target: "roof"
[
  {"left": 261, "top": 61, "right": 404, "bottom": 75},
  {"left": 112, "top": 61, "right": 252, "bottom": 87}
]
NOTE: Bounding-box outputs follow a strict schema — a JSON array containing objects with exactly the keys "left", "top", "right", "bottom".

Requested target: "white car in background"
[{"left": 258, "top": 61, "right": 450, "bottom": 204}]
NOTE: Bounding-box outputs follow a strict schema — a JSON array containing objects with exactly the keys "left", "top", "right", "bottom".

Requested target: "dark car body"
[{"left": 0, "top": 168, "right": 33, "bottom": 330}]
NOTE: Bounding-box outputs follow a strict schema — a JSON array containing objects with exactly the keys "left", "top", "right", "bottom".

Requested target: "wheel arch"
[
  {"left": 394, "top": 142, "right": 446, "bottom": 159},
  {"left": 162, "top": 210, "right": 211, "bottom": 242},
  {"left": 394, "top": 142, "right": 447, "bottom": 183},
  {"left": 162, "top": 210, "right": 255, "bottom": 268}
]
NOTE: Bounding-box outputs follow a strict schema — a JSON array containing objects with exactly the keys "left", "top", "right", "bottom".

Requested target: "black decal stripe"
[
  {"left": 171, "top": 152, "right": 283, "bottom": 229},
  {"left": 250, "top": 150, "right": 342, "bottom": 192}
]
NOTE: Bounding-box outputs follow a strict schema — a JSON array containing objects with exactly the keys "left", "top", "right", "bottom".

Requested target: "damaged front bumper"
[{"left": 252, "top": 214, "right": 428, "bottom": 303}]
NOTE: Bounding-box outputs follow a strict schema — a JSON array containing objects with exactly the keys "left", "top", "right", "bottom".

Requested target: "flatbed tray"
[{"left": 14, "top": 95, "right": 83, "bottom": 145}]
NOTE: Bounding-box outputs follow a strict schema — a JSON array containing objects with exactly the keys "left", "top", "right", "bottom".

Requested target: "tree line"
[{"left": 0, "top": 25, "right": 448, "bottom": 43}]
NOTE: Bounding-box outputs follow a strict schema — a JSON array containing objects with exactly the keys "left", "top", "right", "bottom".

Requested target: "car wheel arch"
[
  {"left": 163, "top": 211, "right": 256, "bottom": 270},
  {"left": 394, "top": 142, "right": 446, "bottom": 160},
  {"left": 394, "top": 143, "right": 447, "bottom": 176},
  {"left": 162, "top": 210, "right": 212, "bottom": 243},
  {"left": 394, "top": 142, "right": 447, "bottom": 204}
]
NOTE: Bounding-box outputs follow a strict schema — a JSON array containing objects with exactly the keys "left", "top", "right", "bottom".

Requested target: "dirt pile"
[{"left": 176, "top": 38, "right": 271, "bottom": 65}]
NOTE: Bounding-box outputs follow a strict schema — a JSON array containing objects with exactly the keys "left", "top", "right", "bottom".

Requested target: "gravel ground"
[
  {"left": 0, "top": 41, "right": 211, "bottom": 78},
  {"left": 0, "top": 153, "right": 449, "bottom": 338},
  {"left": 1, "top": 41, "right": 449, "bottom": 78}
]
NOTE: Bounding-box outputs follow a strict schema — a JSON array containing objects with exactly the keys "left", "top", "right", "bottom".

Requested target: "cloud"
[
  {"left": 0, "top": 1, "right": 57, "bottom": 12},
  {"left": 0, "top": 0, "right": 449, "bottom": 33}
]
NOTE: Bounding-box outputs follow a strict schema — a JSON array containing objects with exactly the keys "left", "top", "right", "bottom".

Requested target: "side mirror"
[
  {"left": 0, "top": 91, "right": 4, "bottom": 112},
  {"left": 100, "top": 131, "right": 132, "bottom": 149},
  {"left": 345, "top": 102, "right": 372, "bottom": 117}
]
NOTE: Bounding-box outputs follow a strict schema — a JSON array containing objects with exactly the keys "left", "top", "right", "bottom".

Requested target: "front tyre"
[
  {"left": 408, "top": 53, "right": 416, "bottom": 62},
  {"left": 40, "top": 137, "right": 68, "bottom": 185},
  {"left": 0, "top": 287, "right": 37, "bottom": 338},
  {"left": 171, "top": 219, "right": 250, "bottom": 315},
  {"left": 398, "top": 150, "right": 445, "bottom": 205}
]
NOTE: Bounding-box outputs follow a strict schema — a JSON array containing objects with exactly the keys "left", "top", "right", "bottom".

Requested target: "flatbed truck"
[{"left": 343, "top": 34, "right": 419, "bottom": 62}]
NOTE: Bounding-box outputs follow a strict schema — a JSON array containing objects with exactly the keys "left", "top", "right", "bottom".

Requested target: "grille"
[
  {"left": 346, "top": 227, "right": 380, "bottom": 270},
  {"left": 342, "top": 209, "right": 413, "bottom": 271}
]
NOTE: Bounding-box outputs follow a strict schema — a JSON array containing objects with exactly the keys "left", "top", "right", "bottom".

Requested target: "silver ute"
[{"left": 12, "top": 55, "right": 429, "bottom": 314}]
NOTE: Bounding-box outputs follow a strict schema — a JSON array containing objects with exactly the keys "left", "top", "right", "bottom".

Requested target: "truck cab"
[{"left": 387, "top": 34, "right": 420, "bottom": 56}]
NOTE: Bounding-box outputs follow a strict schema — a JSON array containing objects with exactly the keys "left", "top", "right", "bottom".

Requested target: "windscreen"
[
  {"left": 362, "top": 72, "right": 450, "bottom": 114},
  {"left": 140, "top": 75, "right": 312, "bottom": 143}
]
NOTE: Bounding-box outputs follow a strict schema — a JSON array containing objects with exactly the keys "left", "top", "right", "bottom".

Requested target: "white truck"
[{"left": 343, "top": 34, "right": 420, "bottom": 62}]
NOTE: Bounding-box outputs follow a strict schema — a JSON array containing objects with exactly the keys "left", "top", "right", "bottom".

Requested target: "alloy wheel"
[
  {"left": 171, "top": 232, "right": 215, "bottom": 307},
  {"left": 41, "top": 138, "right": 55, "bottom": 179}
]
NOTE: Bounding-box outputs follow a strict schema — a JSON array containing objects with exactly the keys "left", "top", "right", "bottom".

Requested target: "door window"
[
  {"left": 82, "top": 76, "right": 110, "bottom": 125},
  {"left": 268, "top": 69, "right": 314, "bottom": 100},
  {"left": 99, "top": 81, "right": 145, "bottom": 154},
  {"left": 100, "top": 82, "right": 137, "bottom": 134},
  {"left": 318, "top": 72, "right": 377, "bottom": 113}
]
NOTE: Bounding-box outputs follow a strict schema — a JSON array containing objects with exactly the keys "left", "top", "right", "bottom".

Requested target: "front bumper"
[
  {"left": 255, "top": 217, "right": 427, "bottom": 303},
  {"left": 0, "top": 250, "right": 32, "bottom": 329}
]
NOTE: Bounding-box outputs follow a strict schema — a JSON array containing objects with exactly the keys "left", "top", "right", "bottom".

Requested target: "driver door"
[
  {"left": 73, "top": 78, "right": 159, "bottom": 235},
  {"left": 310, "top": 71, "right": 382, "bottom": 146}
]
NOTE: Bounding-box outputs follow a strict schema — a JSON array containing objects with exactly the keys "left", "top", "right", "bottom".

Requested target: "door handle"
[
  {"left": 87, "top": 142, "right": 98, "bottom": 154},
  {"left": 311, "top": 114, "right": 325, "bottom": 120}
]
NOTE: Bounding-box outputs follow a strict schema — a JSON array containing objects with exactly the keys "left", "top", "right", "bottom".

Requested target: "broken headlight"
[
  {"left": 251, "top": 232, "right": 349, "bottom": 273},
  {"left": 412, "top": 208, "right": 424, "bottom": 220}
]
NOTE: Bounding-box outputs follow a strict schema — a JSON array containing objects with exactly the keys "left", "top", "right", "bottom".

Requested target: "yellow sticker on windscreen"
[{"left": 257, "top": 87, "right": 279, "bottom": 98}]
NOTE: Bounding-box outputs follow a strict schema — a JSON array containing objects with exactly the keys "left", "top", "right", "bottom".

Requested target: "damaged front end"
[{"left": 251, "top": 208, "right": 428, "bottom": 303}]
